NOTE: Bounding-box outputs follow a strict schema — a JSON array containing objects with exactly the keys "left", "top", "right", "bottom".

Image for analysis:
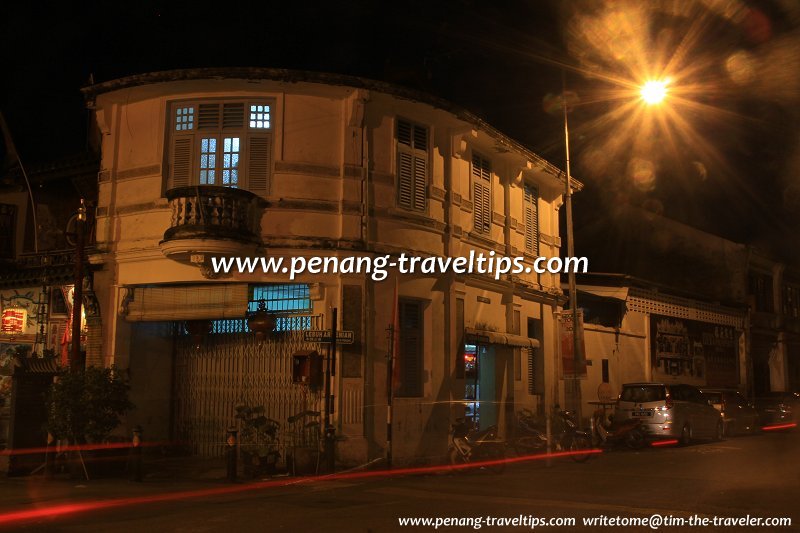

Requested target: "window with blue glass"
[{"left": 210, "top": 284, "right": 312, "bottom": 333}]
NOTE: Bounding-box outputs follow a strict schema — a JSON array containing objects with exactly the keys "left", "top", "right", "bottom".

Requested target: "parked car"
[
  {"left": 615, "top": 383, "right": 723, "bottom": 445},
  {"left": 753, "top": 391, "right": 799, "bottom": 427},
  {"left": 700, "top": 388, "right": 760, "bottom": 436}
]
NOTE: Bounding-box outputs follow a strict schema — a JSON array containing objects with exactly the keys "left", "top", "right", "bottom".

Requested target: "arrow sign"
[{"left": 303, "top": 330, "right": 355, "bottom": 344}]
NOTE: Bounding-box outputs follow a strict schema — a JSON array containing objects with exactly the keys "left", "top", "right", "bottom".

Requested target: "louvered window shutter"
[
  {"left": 222, "top": 103, "right": 244, "bottom": 129},
  {"left": 398, "top": 299, "right": 423, "bottom": 397},
  {"left": 397, "top": 119, "right": 428, "bottom": 212},
  {"left": 170, "top": 135, "right": 194, "bottom": 188},
  {"left": 398, "top": 152, "right": 414, "bottom": 209},
  {"left": 247, "top": 135, "right": 271, "bottom": 195},
  {"left": 472, "top": 154, "right": 492, "bottom": 234},
  {"left": 413, "top": 153, "right": 427, "bottom": 211},
  {"left": 198, "top": 103, "right": 221, "bottom": 129},
  {"left": 524, "top": 184, "right": 539, "bottom": 255}
]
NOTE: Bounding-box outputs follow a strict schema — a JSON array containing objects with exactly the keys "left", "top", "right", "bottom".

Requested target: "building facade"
[
  {"left": 0, "top": 153, "right": 99, "bottom": 472},
  {"left": 574, "top": 275, "right": 748, "bottom": 419},
  {"left": 83, "top": 68, "right": 571, "bottom": 465},
  {"left": 747, "top": 249, "right": 800, "bottom": 396}
]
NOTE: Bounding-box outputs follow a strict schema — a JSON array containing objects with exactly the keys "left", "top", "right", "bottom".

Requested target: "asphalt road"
[{"left": 0, "top": 430, "right": 797, "bottom": 532}]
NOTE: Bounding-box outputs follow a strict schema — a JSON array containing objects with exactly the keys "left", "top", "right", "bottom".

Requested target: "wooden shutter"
[
  {"left": 472, "top": 154, "right": 491, "bottom": 234},
  {"left": 524, "top": 184, "right": 539, "bottom": 255},
  {"left": 413, "top": 154, "right": 426, "bottom": 211},
  {"left": 397, "top": 119, "right": 428, "bottom": 211},
  {"left": 398, "top": 151, "right": 414, "bottom": 209},
  {"left": 247, "top": 135, "right": 271, "bottom": 195},
  {"left": 198, "top": 103, "right": 221, "bottom": 130},
  {"left": 473, "top": 182, "right": 491, "bottom": 234},
  {"left": 397, "top": 120, "right": 412, "bottom": 147},
  {"left": 398, "top": 299, "right": 423, "bottom": 397},
  {"left": 411, "top": 124, "right": 427, "bottom": 211},
  {"left": 527, "top": 318, "right": 543, "bottom": 394},
  {"left": 169, "top": 135, "right": 194, "bottom": 188},
  {"left": 223, "top": 103, "right": 244, "bottom": 129}
]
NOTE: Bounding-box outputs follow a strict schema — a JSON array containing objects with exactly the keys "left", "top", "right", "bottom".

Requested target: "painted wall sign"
[{"left": 650, "top": 314, "right": 739, "bottom": 387}]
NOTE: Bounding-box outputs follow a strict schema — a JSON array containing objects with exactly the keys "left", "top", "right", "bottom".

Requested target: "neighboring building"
[
  {"left": 0, "top": 154, "right": 99, "bottom": 362},
  {"left": 747, "top": 248, "right": 800, "bottom": 395},
  {"left": 81, "top": 68, "right": 573, "bottom": 465},
  {"left": 573, "top": 274, "right": 748, "bottom": 418},
  {"left": 0, "top": 153, "right": 99, "bottom": 473}
]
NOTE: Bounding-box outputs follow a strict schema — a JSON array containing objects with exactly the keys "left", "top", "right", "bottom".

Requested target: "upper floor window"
[
  {"left": 0, "top": 204, "right": 15, "bottom": 260},
  {"left": 211, "top": 283, "right": 312, "bottom": 334},
  {"left": 749, "top": 272, "right": 774, "bottom": 313},
  {"left": 167, "top": 100, "right": 273, "bottom": 194},
  {"left": 397, "top": 298, "right": 424, "bottom": 397},
  {"left": 783, "top": 284, "right": 800, "bottom": 319},
  {"left": 396, "top": 119, "right": 428, "bottom": 212},
  {"left": 523, "top": 184, "right": 539, "bottom": 255},
  {"left": 472, "top": 153, "right": 492, "bottom": 235}
]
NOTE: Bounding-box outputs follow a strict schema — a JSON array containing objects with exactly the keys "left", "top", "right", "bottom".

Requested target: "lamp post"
[
  {"left": 561, "top": 72, "right": 582, "bottom": 424},
  {"left": 70, "top": 199, "right": 86, "bottom": 372},
  {"left": 560, "top": 75, "right": 669, "bottom": 423}
]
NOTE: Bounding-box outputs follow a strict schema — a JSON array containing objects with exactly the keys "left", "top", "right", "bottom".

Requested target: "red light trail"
[
  {"left": 760, "top": 423, "right": 797, "bottom": 431},
  {"left": 0, "top": 441, "right": 179, "bottom": 457},
  {"left": 0, "top": 448, "right": 602, "bottom": 526},
  {"left": 649, "top": 439, "right": 679, "bottom": 447}
]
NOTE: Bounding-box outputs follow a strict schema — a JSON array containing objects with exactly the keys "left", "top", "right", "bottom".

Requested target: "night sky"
[{"left": 2, "top": 0, "right": 799, "bottom": 261}]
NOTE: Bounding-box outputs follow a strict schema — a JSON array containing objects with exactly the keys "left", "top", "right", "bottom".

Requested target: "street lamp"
[
  {"left": 640, "top": 79, "right": 670, "bottom": 105},
  {"left": 561, "top": 76, "right": 670, "bottom": 424}
]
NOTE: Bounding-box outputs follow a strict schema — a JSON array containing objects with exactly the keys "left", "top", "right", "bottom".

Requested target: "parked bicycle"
[
  {"left": 512, "top": 408, "right": 592, "bottom": 462},
  {"left": 448, "top": 418, "right": 506, "bottom": 473}
]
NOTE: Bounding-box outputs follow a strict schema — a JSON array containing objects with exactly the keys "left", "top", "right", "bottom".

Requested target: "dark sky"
[{"left": 2, "top": 0, "right": 799, "bottom": 260}]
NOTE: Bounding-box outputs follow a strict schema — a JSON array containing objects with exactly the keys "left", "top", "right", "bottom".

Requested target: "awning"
[
  {"left": 121, "top": 284, "right": 249, "bottom": 321},
  {"left": 464, "top": 327, "right": 540, "bottom": 348},
  {"left": 577, "top": 285, "right": 629, "bottom": 302}
]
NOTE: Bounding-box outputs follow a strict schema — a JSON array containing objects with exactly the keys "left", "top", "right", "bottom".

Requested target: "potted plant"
[
  {"left": 234, "top": 404, "right": 281, "bottom": 477},
  {"left": 45, "top": 366, "right": 134, "bottom": 478},
  {"left": 286, "top": 410, "right": 321, "bottom": 475}
]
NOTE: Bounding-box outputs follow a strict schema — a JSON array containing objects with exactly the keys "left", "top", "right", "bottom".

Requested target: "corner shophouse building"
[{"left": 83, "top": 68, "right": 574, "bottom": 465}]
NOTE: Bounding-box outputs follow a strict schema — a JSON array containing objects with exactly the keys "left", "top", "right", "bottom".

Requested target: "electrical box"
[{"left": 292, "top": 350, "right": 323, "bottom": 391}]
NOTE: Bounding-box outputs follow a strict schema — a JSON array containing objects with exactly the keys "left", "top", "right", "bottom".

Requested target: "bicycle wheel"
[{"left": 568, "top": 435, "right": 592, "bottom": 463}]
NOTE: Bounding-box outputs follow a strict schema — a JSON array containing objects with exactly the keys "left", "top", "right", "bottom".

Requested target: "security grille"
[{"left": 173, "top": 315, "right": 324, "bottom": 457}]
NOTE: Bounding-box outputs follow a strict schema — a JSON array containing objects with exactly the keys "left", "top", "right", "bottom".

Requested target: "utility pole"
[
  {"left": 70, "top": 199, "right": 86, "bottom": 372},
  {"left": 385, "top": 323, "right": 395, "bottom": 469},
  {"left": 324, "top": 307, "right": 337, "bottom": 472}
]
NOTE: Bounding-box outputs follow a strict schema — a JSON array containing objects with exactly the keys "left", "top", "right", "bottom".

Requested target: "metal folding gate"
[{"left": 173, "top": 315, "right": 324, "bottom": 457}]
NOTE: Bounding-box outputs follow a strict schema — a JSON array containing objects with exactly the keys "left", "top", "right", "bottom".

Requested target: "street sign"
[{"left": 303, "top": 329, "right": 355, "bottom": 344}]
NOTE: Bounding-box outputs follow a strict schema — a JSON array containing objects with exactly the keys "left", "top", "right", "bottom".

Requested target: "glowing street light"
[{"left": 640, "top": 79, "right": 669, "bottom": 105}]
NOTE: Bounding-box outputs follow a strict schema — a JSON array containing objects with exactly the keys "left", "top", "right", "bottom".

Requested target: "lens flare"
[{"left": 640, "top": 79, "right": 669, "bottom": 104}]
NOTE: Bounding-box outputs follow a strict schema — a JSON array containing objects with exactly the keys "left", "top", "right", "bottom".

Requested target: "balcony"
[{"left": 159, "top": 186, "right": 267, "bottom": 268}]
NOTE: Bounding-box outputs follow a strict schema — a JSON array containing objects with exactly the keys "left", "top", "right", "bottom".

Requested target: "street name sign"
[{"left": 303, "top": 330, "right": 355, "bottom": 344}]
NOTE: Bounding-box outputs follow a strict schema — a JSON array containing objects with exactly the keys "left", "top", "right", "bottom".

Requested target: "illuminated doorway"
[{"left": 463, "top": 342, "right": 497, "bottom": 429}]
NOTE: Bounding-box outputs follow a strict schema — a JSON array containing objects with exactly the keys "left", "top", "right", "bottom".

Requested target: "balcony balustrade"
[{"left": 159, "top": 186, "right": 267, "bottom": 267}]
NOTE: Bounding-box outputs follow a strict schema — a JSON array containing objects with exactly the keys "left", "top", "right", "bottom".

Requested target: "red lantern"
[{"left": 185, "top": 320, "right": 213, "bottom": 348}]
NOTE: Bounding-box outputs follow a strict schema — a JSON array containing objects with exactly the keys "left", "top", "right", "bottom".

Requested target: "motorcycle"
[
  {"left": 512, "top": 408, "right": 593, "bottom": 462},
  {"left": 590, "top": 409, "right": 647, "bottom": 449},
  {"left": 448, "top": 418, "right": 506, "bottom": 473}
]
